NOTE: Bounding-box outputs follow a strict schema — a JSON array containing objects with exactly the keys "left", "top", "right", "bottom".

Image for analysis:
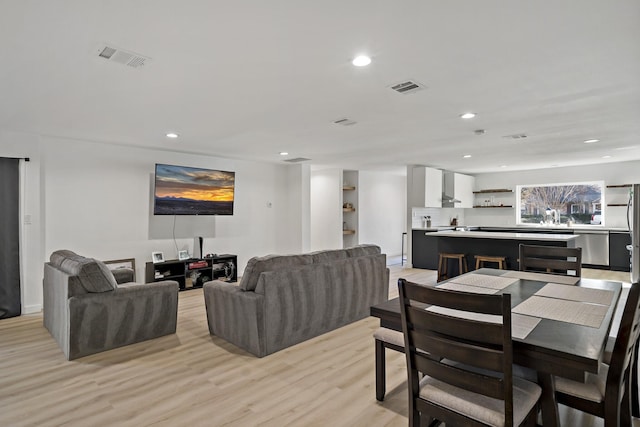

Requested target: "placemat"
[
  {"left": 436, "top": 282, "right": 499, "bottom": 294},
  {"left": 449, "top": 273, "right": 519, "bottom": 290},
  {"left": 512, "top": 295, "right": 608, "bottom": 328},
  {"left": 500, "top": 270, "right": 579, "bottom": 285},
  {"left": 535, "top": 283, "right": 614, "bottom": 306},
  {"left": 426, "top": 306, "right": 540, "bottom": 339}
]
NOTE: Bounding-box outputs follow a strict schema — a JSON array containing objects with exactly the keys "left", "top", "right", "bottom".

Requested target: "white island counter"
[{"left": 431, "top": 230, "right": 578, "bottom": 242}]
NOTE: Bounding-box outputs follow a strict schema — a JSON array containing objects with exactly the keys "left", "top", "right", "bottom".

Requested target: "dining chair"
[
  {"left": 398, "top": 278, "right": 541, "bottom": 426},
  {"left": 518, "top": 244, "right": 582, "bottom": 277},
  {"left": 554, "top": 282, "right": 640, "bottom": 426}
]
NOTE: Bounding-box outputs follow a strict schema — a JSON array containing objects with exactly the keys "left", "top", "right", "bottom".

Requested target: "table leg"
[
  {"left": 538, "top": 372, "right": 559, "bottom": 427},
  {"left": 375, "top": 339, "right": 386, "bottom": 401}
]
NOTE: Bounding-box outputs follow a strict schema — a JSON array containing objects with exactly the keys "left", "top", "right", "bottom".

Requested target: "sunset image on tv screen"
[{"left": 154, "top": 164, "right": 235, "bottom": 215}]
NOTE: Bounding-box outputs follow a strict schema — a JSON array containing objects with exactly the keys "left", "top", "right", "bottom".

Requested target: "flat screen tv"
[{"left": 153, "top": 163, "right": 235, "bottom": 215}]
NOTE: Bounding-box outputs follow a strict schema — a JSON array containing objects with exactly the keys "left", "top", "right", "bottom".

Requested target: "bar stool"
[
  {"left": 474, "top": 255, "right": 507, "bottom": 270},
  {"left": 437, "top": 253, "right": 468, "bottom": 282}
]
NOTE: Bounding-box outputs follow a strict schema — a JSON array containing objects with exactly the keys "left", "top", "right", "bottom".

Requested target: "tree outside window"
[{"left": 517, "top": 182, "right": 604, "bottom": 225}]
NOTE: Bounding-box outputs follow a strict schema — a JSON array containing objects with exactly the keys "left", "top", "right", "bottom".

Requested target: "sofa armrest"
[{"left": 203, "top": 280, "right": 266, "bottom": 357}]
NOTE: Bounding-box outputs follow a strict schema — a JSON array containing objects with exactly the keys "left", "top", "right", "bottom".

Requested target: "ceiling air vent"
[
  {"left": 333, "top": 118, "right": 357, "bottom": 126},
  {"left": 389, "top": 79, "right": 426, "bottom": 95},
  {"left": 97, "top": 44, "right": 151, "bottom": 68},
  {"left": 283, "top": 157, "right": 311, "bottom": 163},
  {"left": 503, "top": 133, "right": 528, "bottom": 140}
]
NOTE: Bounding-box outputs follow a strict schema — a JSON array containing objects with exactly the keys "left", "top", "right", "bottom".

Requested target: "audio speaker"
[{"left": 193, "top": 236, "right": 203, "bottom": 259}]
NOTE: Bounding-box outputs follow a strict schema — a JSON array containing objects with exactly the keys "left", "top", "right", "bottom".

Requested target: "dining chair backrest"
[
  {"left": 556, "top": 282, "right": 640, "bottom": 426},
  {"left": 519, "top": 244, "right": 582, "bottom": 277},
  {"left": 398, "top": 278, "right": 515, "bottom": 426},
  {"left": 607, "top": 282, "right": 640, "bottom": 422}
]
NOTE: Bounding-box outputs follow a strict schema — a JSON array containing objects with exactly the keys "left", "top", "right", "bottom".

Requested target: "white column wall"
[
  {"left": 309, "top": 169, "right": 342, "bottom": 251},
  {"left": 358, "top": 171, "right": 406, "bottom": 257}
]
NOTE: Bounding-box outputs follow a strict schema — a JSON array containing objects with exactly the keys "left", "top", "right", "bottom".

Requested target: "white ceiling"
[{"left": 1, "top": 1, "right": 639, "bottom": 174}]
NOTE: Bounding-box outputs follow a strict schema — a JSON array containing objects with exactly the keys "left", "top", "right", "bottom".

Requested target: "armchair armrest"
[{"left": 66, "top": 280, "right": 179, "bottom": 359}]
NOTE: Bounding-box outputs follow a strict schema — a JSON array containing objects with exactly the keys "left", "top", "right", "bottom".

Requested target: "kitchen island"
[{"left": 416, "top": 230, "right": 578, "bottom": 272}]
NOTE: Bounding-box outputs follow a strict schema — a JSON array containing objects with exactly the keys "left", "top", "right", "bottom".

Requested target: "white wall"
[
  {"left": 359, "top": 171, "right": 406, "bottom": 256},
  {"left": 466, "top": 161, "right": 640, "bottom": 228},
  {"left": 0, "top": 131, "right": 43, "bottom": 313},
  {"left": 7, "top": 133, "right": 305, "bottom": 312}
]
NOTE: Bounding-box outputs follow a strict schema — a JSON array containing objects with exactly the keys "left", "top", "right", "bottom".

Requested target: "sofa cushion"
[
  {"left": 49, "top": 250, "right": 117, "bottom": 293},
  {"left": 345, "top": 244, "right": 381, "bottom": 258},
  {"left": 239, "top": 254, "right": 312, "bottom": 291},
  {"left": 49, "top": 249, "right": 79, "bottom": 268},
  {"left": 308, "top": 249, "right": 348, "bottom": 264}
]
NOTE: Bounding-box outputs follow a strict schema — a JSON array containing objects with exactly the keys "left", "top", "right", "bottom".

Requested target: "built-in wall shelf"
[
  {"left": 473, "top": 189, "right": 513, "bottom": 194},
  {"left": 472, "top": 205, "right": 513, "bottom": 208},
  {"left": 342, "top": 171, "right": 359, "bottom": 248}
]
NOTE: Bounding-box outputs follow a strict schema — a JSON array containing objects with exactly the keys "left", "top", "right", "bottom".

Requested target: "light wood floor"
[{"left": 0, "top": 266, "right": 635, "bottom": 427}]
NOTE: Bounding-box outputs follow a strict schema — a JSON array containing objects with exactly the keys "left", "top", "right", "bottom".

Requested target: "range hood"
[
  {"left": 441, "top": 194, "right": 461, "bottom": 206},
  {"left": 442, "top": 171, "right": 462, "bottom": 207}
]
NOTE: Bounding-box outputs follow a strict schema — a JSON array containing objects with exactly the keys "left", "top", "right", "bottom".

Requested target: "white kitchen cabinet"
[{"left": 410, "top": 166, "right": 443, "bottom": 207}]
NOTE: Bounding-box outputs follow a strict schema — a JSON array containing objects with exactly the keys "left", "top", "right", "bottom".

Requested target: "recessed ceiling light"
[
  {"left": 279, "top": 152, "right": 289, "bottom": 156},
  {"left": 602, "top": 155, "right": 611, "bottom": 159},
  {"left": 166, "top": 132, "right": 179, "bottom": 139},
  {"left": 584, "top": 139, "right": 599, "bottom": 144},
  {"left": 463, "top": 154, "right": 472, "bottom": 158},
  {"left": 500, "top": 165, "right": 507, "bottom": 168},
  {"left": 352, "top": 55, "right": 371, "bottom": 67},
  {"left": 460, "top": 112, "right": 476, "bottom": 119}
]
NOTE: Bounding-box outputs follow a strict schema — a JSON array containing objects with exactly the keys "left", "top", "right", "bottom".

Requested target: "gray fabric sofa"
[
  {"left": 43, "top": 250, "right": 179, "bottom": 360},
  {"left": 203, "top": 244, "right": 389, "bottom": 357}
]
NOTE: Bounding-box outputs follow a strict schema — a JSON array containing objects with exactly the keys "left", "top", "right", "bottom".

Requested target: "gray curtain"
[{"left": 0, "top": 158, "right": 21, "bottom": 318}]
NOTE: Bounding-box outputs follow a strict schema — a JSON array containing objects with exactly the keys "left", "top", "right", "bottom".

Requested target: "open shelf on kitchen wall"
[
  {"left": 606, "top": 184, "right": 635, "bottom": 207},
  {"left": 473, "top": 189, "right": 513, "bottom": 208}
]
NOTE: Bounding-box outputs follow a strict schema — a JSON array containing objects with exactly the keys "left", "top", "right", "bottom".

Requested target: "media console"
[{"left": 145, "top": 254, "right": 237, "bottom": 291}]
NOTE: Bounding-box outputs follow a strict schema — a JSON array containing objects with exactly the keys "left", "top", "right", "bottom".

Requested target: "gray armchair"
[{"left": 43, "top": 250, "right": 179, "bottom": 360}]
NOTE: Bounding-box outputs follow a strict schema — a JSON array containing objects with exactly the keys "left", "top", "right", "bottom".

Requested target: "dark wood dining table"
[{"left": 370, "top": 268, "right": 623, "bottom": 427}]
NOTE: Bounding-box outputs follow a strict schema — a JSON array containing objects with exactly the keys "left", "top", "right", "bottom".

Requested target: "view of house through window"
[{"left": 517, "top": 182, "right": 604, "bottom": 225}]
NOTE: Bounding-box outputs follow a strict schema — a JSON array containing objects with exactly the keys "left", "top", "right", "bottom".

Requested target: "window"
[{"left": 517, "top": 181, "right": 604, "bottom": 225}]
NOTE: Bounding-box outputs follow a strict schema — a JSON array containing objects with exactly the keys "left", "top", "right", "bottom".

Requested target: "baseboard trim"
[{"left": 23, "top": 304, "right": 42, "bottom": 314}]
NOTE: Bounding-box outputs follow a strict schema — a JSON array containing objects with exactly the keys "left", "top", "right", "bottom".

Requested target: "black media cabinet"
[{"left": 145, "top": 254, "right": 237, "bottom": 291}]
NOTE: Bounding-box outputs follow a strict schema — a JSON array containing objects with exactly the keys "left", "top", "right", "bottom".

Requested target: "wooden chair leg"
[
  {"left": 633, "top": 339, "right": 640, "bottom": 417},
  {"left": 475, "top": 258, "right": 481, "bottom": 270},
  {"left": 375, "top": 339, "right": 386, "bottom": 401}
]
